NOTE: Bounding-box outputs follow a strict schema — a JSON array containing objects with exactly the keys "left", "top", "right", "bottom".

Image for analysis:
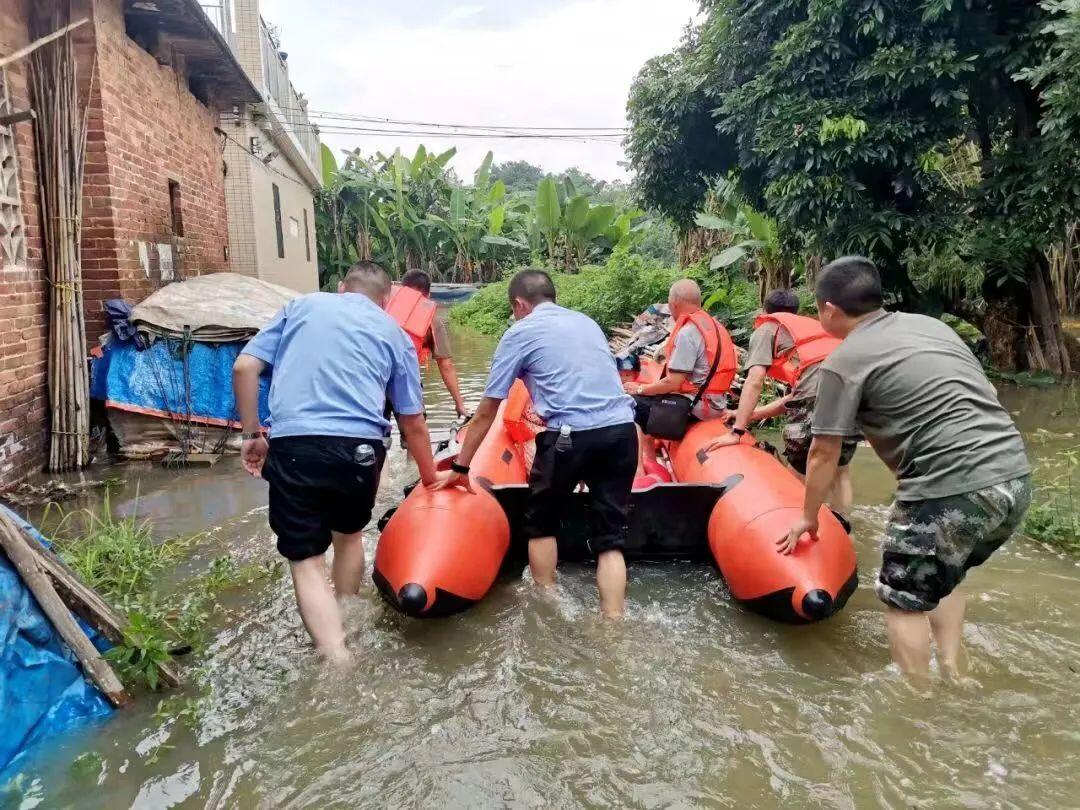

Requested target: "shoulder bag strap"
[{"left": 688, "top": 317, "right": 724, "bottom": 410}]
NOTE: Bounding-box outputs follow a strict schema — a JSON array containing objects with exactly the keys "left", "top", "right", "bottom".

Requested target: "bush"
[{"left": 451, "top": 247, "right": 762, "bottom": 337}]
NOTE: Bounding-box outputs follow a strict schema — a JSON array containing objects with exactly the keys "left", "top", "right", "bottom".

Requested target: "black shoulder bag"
[{"left": 644, "top": 318, "right": 724, "bottom": 441}]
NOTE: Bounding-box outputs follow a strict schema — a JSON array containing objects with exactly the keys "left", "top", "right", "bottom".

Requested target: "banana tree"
[{"left": 695, "top": 179, "right": 791, "bottom": 297}]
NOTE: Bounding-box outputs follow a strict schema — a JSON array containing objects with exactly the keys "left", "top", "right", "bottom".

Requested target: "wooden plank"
[
  {"left": 10, "top": 519, "right": 183, "bottom": 689},
  {"left": 0, "top": 19, "right": 89, "bottom": 70},
  {"left": 0, "top": 511, "right": 131, "bottom": 707},
  {"left": 0, "top": 109, "right": 34, "bottom": 127}
]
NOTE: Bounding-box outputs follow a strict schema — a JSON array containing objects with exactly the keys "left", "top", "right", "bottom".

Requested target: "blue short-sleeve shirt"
[
  {"left": 242, "top": 292, "right": 423, "bottom": 440},
  {"left": 483, "top": 303, "right": 634, "bottom": 430}
]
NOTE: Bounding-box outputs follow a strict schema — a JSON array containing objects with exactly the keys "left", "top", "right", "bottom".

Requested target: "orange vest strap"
[
  {"left": 663, "top": 310, "right": 737, "bottom": 396},
  {"left": 752, "top": 312, "right": 841, "bottom": 386},
  {"left": 386, "top": 285, "right": 437, "bottom": 366}
]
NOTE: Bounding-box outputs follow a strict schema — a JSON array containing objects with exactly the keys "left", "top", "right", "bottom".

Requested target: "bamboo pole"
[
  {"left": 0, "top": 510, "right": 131, "bottom": 708},
  {"left": 30, "top": 1, "right": 92, "bottom": 472}
]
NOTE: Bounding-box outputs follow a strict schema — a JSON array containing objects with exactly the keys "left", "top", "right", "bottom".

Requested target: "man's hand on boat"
[
  {"left": 428, "top": 470, "right": 475, "bottom": 493},
  {"left": 705, "top": 431, "right": 744, "bottom": 451},
  {"left": 778, "top": 517, "right": 819, "bottom": 555}
]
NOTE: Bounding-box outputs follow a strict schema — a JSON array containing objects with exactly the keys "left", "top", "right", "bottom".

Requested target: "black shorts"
[
  {"left": 263, "top": 435, "right": 386, "bottom": 561},
  {"left": 523, "top": 422, "right": 638, "bottom": 554},
  {"left": 631, "top": 394, "right": 698, "bottom": 432}
]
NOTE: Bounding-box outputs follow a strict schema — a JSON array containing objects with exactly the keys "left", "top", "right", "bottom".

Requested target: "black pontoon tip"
[{"left": 397, "top": 583, "right": 428, "bottom": 616}]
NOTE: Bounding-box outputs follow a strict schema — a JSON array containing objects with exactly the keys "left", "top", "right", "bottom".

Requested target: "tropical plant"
[{"left": 315, "top": 147, "right": 641, "bottom": 287}]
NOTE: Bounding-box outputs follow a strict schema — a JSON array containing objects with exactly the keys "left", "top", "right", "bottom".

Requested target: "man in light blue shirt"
[
  {"left": 436, "top": 270, "right": 637, "bottom": 618},
  {"left": 233, "top": 262, "right": 442, "bottom": 664}
]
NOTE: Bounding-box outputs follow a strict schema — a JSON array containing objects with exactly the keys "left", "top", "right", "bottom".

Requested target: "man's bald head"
[
  {"left": 339, "top": 261, "right": 391, "bottom": 306},
  {"left": 668, "top": 279, "right": 703, "bottom": 319}
]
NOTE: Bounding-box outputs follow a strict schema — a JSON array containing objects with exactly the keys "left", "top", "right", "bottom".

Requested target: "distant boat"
[{"left": 429, "top": 283, "right": 480, "bottom": 305}]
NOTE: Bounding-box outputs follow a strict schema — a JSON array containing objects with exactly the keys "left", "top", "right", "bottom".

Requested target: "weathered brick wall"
[
  {"left": 85, "top": 0, "right": 230, "bottom": 339},
  {"left": 0, "top": 0, "right": 49, "bottom": 484},
  {"left": 0, "top": 0, "right": 234, "bottom": 486}
]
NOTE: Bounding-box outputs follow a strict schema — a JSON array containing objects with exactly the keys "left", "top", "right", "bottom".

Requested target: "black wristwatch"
[
  {"left": 731, "top": 427, "right": 747, "bottom": 437},
  {"left": 450, "top": 462, "right": 471, "bottom": 475},
  {"left": 242, "top": 431, "right": 263, "bottom": 441}
]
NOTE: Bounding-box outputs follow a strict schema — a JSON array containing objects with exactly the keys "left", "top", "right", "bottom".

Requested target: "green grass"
[
  {"left": 49, "top": 497, "right": 280, "bottom": 690},
  {"left": 1023, "top": 446, "right": 1080, "bottom": 556}
]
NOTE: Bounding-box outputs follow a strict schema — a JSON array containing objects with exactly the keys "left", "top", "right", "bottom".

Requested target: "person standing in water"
[
  {"left": 707, "top": 288, "right": 857, "bottom": 514},
  {"left": 399, "top": 269, "right": 469, "bottom": 419},
  {"left": 233, "top": 262, "right": 444, "bottom": 664},
  {"left": 434, "top": 269, "right": 638, "bottom": 619},
  {"left": 782, "top": 257, "right": 1031, "bottom": 680}
]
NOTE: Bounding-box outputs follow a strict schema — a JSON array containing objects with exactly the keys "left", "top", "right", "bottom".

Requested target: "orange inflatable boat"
[
  {"left": 375, "top": 381, "right": 857, "bottom": 622},
  {"left": 373, "top": 386, "right": 533, "bottom": 617},
  {"left": 669, "top": 421, "right": 857, "bottom": 622}
]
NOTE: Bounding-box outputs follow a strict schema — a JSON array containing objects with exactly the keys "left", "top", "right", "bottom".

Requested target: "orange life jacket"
[
  {"left": 752, "top": 312, "right": 841, "bottom": 387},
  {"left": 386, "top": 284, "right": 437, "bottom": 367},
  {"left": 662, "top": 310, "right": 737, "bottom": 396}
]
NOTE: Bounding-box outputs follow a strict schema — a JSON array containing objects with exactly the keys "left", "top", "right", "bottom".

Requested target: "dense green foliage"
[
  {"left": 316, "top": 147, "right": 642, "bottom": 287},
  {"left": 626, "top": 0, "right": 1080, "bottom": 373},
  {"left": 450, "top": 245, "right": 759, "bottom": 338},
  {"left": 52, "top": 501, "right": 279, "bottom": 690}
]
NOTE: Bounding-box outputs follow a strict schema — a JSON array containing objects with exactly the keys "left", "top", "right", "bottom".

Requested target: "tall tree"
[{"left": 626, "top": 0, "right": 1080, "bottom": 373}]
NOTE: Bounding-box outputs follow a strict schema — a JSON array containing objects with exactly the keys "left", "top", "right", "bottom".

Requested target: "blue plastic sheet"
[
  {"left": 91, "top": 338, "right": 270, "bottom": 426},
  {"left": 0, "top": 506, "right": 114, "bottom": 775}
]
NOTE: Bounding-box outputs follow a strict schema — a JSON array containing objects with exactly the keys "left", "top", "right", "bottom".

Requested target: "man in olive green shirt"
[{"left": 784, "top": 257, "right": 1031, "bottom": 681}]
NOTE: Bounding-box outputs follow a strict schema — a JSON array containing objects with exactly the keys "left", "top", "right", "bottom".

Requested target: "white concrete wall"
[{"left": 223, "top": 118, "right": 318, "bottom": 293}]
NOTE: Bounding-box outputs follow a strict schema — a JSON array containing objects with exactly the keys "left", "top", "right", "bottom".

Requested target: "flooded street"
[{"left": 6, "top": 322, "right": 1080, "bottom": 809}]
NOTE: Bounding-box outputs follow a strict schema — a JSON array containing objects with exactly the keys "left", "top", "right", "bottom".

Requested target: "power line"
[
  {"left": 254, "top": 102, "right": 629, "bottom": 135},
  {"left": 313, "top": 123, "right": 624, "bottom": 143}
]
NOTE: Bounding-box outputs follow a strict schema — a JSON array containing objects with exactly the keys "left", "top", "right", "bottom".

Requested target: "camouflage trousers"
[
  {"left": 877, "top": 475, "right": 1033, "bottom": 612},
  {"left": 782, "top": 400, "right": 859, "bottom": 475}
]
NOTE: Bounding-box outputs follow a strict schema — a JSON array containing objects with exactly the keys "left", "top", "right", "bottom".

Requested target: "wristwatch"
[
  {"left": 242, "top": 431, "right": 263, "bottom": 441},
  {"left": 731, "top": 427, "right": 747, "bottom": 437},
  {"left": 450, "top": 462, "right": 471, "bottom": 475},
  {"left": 635, "top": 385, "right": 645, "bottom": 395}
]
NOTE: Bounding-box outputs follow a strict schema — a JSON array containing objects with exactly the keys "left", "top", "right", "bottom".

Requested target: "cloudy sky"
[{"left": 257, "top": 0, "right": 698, "bottom": 180}]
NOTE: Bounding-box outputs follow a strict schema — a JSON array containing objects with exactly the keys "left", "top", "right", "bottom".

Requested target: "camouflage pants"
[
  {"left": 877, "top": 475, "right": 1032, "bottom": 612},
  {"left": 782, "top": 400, "right": 859, "bottom": 475}
]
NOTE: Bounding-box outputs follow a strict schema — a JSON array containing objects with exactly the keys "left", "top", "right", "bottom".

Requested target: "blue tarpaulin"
[
  {"left": 0, "top": 506, "right": 114, "bottom": 775},
  {"left": 91, "top": 338, "right": 270, "bottom": 427}
]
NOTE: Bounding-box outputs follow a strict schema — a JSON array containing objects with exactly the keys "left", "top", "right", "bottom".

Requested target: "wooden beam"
[
  {"left": 0, "top": 510, "right": 131, "bottom": 708},
  {"left": 0, "top": 18, "right": 89, "bottom": 71},
  {"left": 23, "top": 528, "right": 183, "bottom": 689},
  {"left": 0, "top": 109, "right": 36, "bottom": 127}
]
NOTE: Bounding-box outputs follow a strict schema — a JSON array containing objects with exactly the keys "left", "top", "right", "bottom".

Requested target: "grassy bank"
[
  {"left": 1024, "top": 444, "right": 1080, "bottom": 556},
  {"left": 450, "top": 248, "right": 762, "bottom": 339},
  {"left": 51, "top": 499, "right": 279, "bottom": 690}
]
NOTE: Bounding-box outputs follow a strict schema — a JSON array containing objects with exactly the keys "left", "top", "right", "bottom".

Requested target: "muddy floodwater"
[{"left": 5, "top": 321, "right": 1080, "bottom": 809}]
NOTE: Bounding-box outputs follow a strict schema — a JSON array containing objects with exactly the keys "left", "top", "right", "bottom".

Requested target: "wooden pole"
[
  {"left": 0, "top": 511, "right": 131, "bottom": 708},
  {"left": 0, "top": 18, "right": 88, "bottom": 70},
  {"left": 15, "top": 523, "right": 183, "bottom": 689}
]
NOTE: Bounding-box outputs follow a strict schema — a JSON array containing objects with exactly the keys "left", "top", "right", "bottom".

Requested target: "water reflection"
[{"left": 8, "top": 320, "right": 1080, "bottom": 809}]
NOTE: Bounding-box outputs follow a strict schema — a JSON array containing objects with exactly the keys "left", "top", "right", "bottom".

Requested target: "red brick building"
[{"left": 0, "top": 0, "right": 258, "bottom": 484}]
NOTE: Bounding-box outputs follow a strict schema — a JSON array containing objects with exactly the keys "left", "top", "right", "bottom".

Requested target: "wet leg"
[
  {"left": 289, "top": 555, "right": 351, "bottom": 665},
  {"left": 928, "top": 590, "right": 967, "bottom": 680},
  {"left": 596, "top": 550, "right": 627, "bottom": 619},
  {"left": 331, "top": 530, "right": 366, "bottom": 598},
  {"left": 828, "top": 465, "right": 854, "bottom": 515},
  {"left": 885, "top": 606, "right": 932, "bottom": 680},
  {"left": 528, "top": 536, "right": 558, "bottom": 586}
]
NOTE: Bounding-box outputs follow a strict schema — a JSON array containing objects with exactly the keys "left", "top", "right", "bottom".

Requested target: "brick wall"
[
  {"left": 0, "top": 0, "right": 49, "bottom": 484},
  {"left": 0, "top": 0, "right": 234, "bottom": 486},
  {"left": 84, "top": 0, "right": 230, "bottom": 339}
]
